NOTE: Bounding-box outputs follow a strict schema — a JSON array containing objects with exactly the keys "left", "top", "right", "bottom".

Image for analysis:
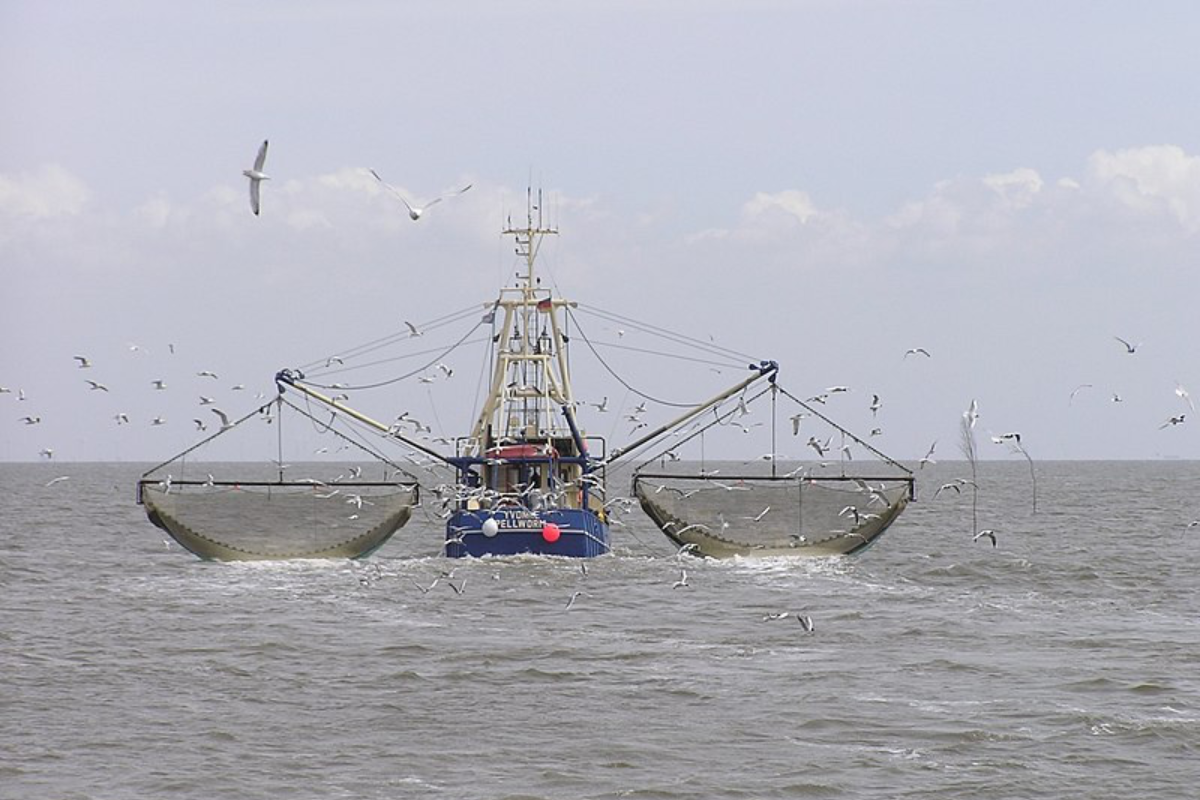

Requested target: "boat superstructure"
[{"left": 441, "top": 189, "right": 611, "bottom": 556}]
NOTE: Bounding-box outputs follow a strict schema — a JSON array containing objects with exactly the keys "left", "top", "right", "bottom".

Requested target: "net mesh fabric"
[
  {"left": 634, "top": 474, "right": 909, "bottom": 557},
  {"left": 142, "top": 482, "right": 416, "bottom": 560}
]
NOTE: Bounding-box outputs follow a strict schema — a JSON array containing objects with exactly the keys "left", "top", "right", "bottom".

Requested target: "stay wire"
[
  {"left": 630, "top": 384, "right": 775, "bottom": 472},
  {"left": 296, "top": 303, "right": 486, "bottom": 374},
  {"left": 776, "top": 384, "right": 913, "bottom": 476},
  {"left": 581, "top": 339, "right": 743, "bottom": 370},
  {"left": 278, "top": 395, "right": 419, "bottom": 481},
  {"left": 564, "top": 305, "right": 722, "bottom": 409},
  {"left": 303, "top": 318, "right": 486, "bottom": 392},
  {"left": 575, "top": 303, "right": 760, "bottom": 364},
  {"left": 306, "top": 336, "right": 491, "bottom": 380}
]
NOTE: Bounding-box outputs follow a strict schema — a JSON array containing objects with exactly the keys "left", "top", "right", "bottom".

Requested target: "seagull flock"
[
  {"left": 4, "top": 137, "right": 478, "bottom": 460},
  {"left": 5, "top": 344, "right": 256, "bottom": 461},
  {"left": 7, "top": 140, "right": 1197, "bottom": 595},
  {"left": 239, "top": 138, "right": 471, "bottom": 220}
]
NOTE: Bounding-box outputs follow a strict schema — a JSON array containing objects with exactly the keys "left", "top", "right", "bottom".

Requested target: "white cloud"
[
  {"left": 133, "top": 193, "right": 174, "bottom": 229},
  {"left": 1087, "top": 144, "right": 1200, "bottom": 232},
  {"left": 0, "top": 164, "right": 90, "bottom": 219},
  {"left": 688, "top": 189, "right": 836, "bottom": 245},
  {"left": 744, "top": 189, "right": 820, "bottom": 224},
  {"left": 982, "top": 167, "right": 1044, "bottom": 210}
]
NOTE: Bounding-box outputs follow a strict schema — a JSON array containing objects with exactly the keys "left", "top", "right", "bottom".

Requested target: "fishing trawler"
[
  {"left": 138, "top": 187, "right": 914, "bottom": 561},
  {"left": 277, "top": 193, "right": 618, "bottom": 557}
]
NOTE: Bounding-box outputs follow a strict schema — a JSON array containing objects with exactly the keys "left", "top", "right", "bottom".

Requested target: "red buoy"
[{"left": 541, "top": 523, "right": 561, "bottom": 543}]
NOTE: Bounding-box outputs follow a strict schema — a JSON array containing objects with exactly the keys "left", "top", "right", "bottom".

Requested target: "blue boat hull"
[{"left": 446, "top": 507, "right": 610, "bottom": 558}]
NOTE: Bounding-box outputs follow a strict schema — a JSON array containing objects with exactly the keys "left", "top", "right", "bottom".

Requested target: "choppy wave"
[{"left": 1, "top": 461, "right": 1198, "bottom": 799}]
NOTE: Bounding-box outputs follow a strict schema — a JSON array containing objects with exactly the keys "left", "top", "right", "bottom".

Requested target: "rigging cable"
[
  {"left": 775, "top": 384, "right": 913, "bottom": 476},
  {"left": 575, "top": 303, "right": 760, "bottom": 365},
  {"left": 303, "top": 318, "right": 487, "bottom": 392},
  {"left": 297, "top": 303, "right": 487, "bottom": 375},
  {"left": 278, "top": 395, "right": 426, "bottom": 483},
  {"left": 565, "top": 304, "right": 744, "bottom": 409}
]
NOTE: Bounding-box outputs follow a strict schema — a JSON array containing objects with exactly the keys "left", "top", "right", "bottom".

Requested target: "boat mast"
[{"left": 470, "top": 188, "right": 575, "bottom": 452}]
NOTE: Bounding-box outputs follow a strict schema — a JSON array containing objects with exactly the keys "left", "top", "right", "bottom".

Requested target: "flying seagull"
[
  {"left": 1113, "top": 336, "right": 1140, "bottom": 354},
  {"left": 746, "top": 506, "right": 771, "bottom": 523},
  {"left": 904, "top": 347, "right": 931, "bottom": 359},
  {"left": 790, "top": 412, "right": 806, "bottom": 435},
  {"left": 1069, "top": 384, "right": 1093, "bottom": 405},
  {"left": 243, "top": 139, "right": 270, "bottom": 216},
  {"left": 932, "top": 482, "right": 961, "bottom": 499},
  {"left": 964, "top": 399, "right": 979, "bottom": 429},
  {"left": 73, "top": 355, "right": 91, "bottom": 368},
  {"left": 1176, "top": 382, "right": 1195, "bottom": 412},
  {"left": 973, "top": 529, "right": 998, "bottom": 547},
  {"left": 1160, "top": 414, "right": 1186, "bottom": 429},
  {"left": 85, "top": 379, "right": 109, "bottom": 392},
  {"left": 918, "top": 440, "right": 937, "bottom": 469},
  {"left": 369, "top": 168, "right": 472, "bottom": 221}
]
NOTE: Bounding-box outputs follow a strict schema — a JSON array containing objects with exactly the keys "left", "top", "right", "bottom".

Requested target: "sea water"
[{"left": 1, "top": 461, "right": 1197, "bottom": 799}]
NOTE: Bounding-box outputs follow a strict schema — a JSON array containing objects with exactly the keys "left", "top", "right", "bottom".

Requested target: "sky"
[{"left": 3, "top": 0, "right": 1200, "bottom": 463}]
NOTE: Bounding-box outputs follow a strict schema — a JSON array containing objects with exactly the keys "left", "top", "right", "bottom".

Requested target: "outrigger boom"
[
  {"left": 273, "top": 369, "right": 455, "bottom": 467},
  {"left": 606, "top": 360, "right": 778, "bottom": 463}
]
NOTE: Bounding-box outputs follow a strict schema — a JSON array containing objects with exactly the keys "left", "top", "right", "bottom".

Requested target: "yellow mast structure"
[{"left": 469, "top": 188, "right": 576, "bottom": 455}]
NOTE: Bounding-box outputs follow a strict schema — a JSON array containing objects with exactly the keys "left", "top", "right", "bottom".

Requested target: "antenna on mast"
[{"left": 503, "top": 182, "right": 557, "bottom": 291}]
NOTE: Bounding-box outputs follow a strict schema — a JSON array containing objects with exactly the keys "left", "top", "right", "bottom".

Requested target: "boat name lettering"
[{"left": 495, "top": 514, "right": 544, "bottom": 530}]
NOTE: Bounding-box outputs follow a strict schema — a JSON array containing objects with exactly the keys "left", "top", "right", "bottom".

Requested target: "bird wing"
[
  {"left": 253, "top": 139, "right": 269, "bottom": 171},
  {"left": 1177, "top": 384, "right": 1195, "bottom": 411},
  {"left": 249, "top": 179, "right": 261, "bottom": 215},
  {"left": 428, "top": 184, "right": 473, "bottom": 207},
  {"left": 369, "top": 169, "right": 417, "bottom": 213}
]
